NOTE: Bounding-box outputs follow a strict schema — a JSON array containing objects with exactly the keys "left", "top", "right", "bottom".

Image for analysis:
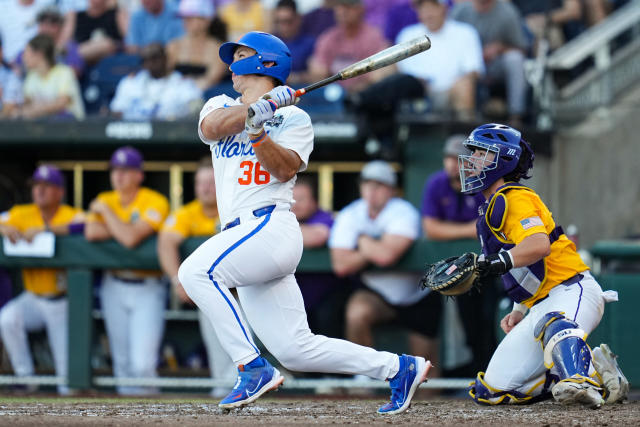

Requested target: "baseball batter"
[
  {"left": 178, "top": 31, "right": 430, "bottom": 414},
  {"left": 459, "top": 123, "right": 628, "bottom": 408}
]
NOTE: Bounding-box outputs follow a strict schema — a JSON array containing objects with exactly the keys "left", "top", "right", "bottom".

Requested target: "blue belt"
[{"left": 223, "top": 205, "right": 276, "bottom": 231}]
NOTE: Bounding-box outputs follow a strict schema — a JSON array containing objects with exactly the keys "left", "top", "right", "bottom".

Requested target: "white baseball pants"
[
  {"left": 179, "top": 210, "right": 399, "bottom": 380},
  {"left": 100, "top": 273, "right": 167, "bottom": 395},
  {"left": 484, "top": 271, "right": 613, "bottom": 395},
  {"left": 0, "top": 291, "right": 68, "bottom": 394}
]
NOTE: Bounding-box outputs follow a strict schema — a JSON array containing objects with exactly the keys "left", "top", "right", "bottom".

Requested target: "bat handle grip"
[
  {"left": 294, "top": 88, "right": 306, "bottom": 97},
  {"left": 247, "top": 106, "right": 256, "bottom": 118}
]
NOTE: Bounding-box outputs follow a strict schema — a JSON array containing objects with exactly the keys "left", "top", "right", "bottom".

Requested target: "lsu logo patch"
[{"left": 520, "top": 216, "right": 543, "bottom": 230}]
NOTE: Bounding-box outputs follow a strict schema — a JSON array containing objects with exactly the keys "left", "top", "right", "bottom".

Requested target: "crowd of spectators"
[{"left": 0, "top": 0, "right": 625, "bottom": 125}]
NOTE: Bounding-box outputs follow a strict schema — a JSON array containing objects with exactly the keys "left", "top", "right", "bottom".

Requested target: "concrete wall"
[{"left": 532, "top": 85, "right": 640, "bottom": 248}]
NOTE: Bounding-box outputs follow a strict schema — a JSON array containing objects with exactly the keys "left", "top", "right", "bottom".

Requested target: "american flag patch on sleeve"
[{"left": 520, "top": 216, "right": 544, "bottom": 230}]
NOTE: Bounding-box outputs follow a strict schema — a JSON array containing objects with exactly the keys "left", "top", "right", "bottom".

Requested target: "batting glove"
[
  {"left": 245, "top": 98, "right": 277, "bottom": 134},
  {"left": 264, "top": 86, "right": 298, "bottom": 108},
  {"left": 477, "top": 252, "right": 513, "bottom": 277}
]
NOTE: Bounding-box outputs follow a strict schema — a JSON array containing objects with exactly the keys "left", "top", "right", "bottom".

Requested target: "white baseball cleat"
[
  {"left": 552, "top": 379, "right": 604, "bottom": 409},
  {"left": 592, "top": 344, "right": 629, "bottom": 404}
]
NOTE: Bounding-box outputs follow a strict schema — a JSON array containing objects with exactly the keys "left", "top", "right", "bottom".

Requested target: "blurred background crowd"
[{"left": 0, "top": 0, "right": 628, "bottom": 128}]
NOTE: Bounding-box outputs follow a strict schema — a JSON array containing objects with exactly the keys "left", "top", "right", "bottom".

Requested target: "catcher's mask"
[
  {"left": 219, "top": 31, "right": 292, "bottom": 85},
  {"left": 459, "top": 123, "right": 534, "bottom": 194}
]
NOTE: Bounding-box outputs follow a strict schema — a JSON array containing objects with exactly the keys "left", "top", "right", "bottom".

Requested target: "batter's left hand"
[
  {"left": 500, "top": 310, "right": 524, "bottom": 334},
  {"left": 264, "top": 86, "right": 298, "bottom": 108},
  {"left": 245, "top": 98, "right": 277, "bottom": 134}
]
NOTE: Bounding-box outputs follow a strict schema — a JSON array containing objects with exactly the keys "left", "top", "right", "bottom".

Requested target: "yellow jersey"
[
  {"left": 88, "top": 187, "right": 169, "bottom": 277},
  {"left": 0, "top": 204, "right": 83, "bottom": 296},
  {"left": 161, "top": 200, "right": 219, "bottom": 238},
  {"left": 498, "top": 189, "right": 589, "bottom": 307}
]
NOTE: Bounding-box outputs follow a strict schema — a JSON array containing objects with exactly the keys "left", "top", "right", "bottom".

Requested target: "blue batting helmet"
[
  {"left": 219, "top": 32, "right": 292, "bottom": 84},
  {"left": 458, "top": 123, "right": 534, "bottom": 194}
]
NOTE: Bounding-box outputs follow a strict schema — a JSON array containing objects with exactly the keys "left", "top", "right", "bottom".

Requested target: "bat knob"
[{"left": 248, "top": 106, "right": 255, "bottom": 118}]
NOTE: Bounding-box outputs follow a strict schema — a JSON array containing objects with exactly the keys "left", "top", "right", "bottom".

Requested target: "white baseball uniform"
[{"left": 178, "top": 95, "right": 400, "bottom": 379}]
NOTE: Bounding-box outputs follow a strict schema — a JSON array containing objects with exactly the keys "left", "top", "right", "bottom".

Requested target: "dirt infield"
[{"left": 0, "top": 395, "right": 638, "bottom": 426}]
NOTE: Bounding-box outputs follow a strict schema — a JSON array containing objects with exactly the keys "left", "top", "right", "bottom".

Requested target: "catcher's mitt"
[{"left": 420, "top": 252, "right": 480, "bottom": 296}]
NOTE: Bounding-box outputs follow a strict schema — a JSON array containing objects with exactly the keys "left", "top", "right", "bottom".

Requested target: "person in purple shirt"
[
  {"left": 421, "top": 134, "right": 484, "bottom": 240},
  {"left": 273, "top": 0, "right": 316, "bottom": 85},
  {"left": 421, "top": 133, "right": 498, "bottom": 377},
  {"left": 291, "top": 176, "right": 345, "bottom": 339},
  {"left": 301, "top": 0, "right": 336, "bottom": 38},
  {"left": 384, "top": 1, "right": 419, "bottom": 45}
]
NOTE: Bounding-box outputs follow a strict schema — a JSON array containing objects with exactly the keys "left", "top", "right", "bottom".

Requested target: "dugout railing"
[{"left": 1, "top": 237, "right": 638, "bottom": 392}]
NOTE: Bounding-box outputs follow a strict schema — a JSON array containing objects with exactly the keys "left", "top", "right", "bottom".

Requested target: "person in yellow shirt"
[
  {"left": 220, "top": 0, "right": 267, "bottom": 43},
  {"left": 85, "top": 146, "right": 169, "bottom": 395},
  {"left": 157, "top": 157, "right": 236, "bottom": 397},
  {"left": 0, "top": 165, "right": 84, "bottom": 395},
  {"left": 458, "top": 124, "right": 627, "bottom": 409}
]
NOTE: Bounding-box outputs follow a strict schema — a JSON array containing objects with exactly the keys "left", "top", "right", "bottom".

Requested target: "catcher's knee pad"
[
  {"left": 468, "top": 372, "right": 534, "bottom": 405},
  {"left": 534, "top": 311, "right": 598, "bottom": 387}
]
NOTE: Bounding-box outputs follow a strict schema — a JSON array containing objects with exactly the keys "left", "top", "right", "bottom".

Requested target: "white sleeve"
[
  {"left": 274, "top": 109, "right": 314, "bottom": 171},
  {"left": 328, "top": 208, "right": 360, "bottom": 249},
  {"left": 383, "top": 202, "right": 421, "bottom": 240},
  {"left": 109, "top": 77, "right": 133, "bottom": 114},
  {"left": 198, "top": 94, "right": 237, "bottom": 145},
  {"left": 460, "top": 24, "right": 485, "bottom": 76}
]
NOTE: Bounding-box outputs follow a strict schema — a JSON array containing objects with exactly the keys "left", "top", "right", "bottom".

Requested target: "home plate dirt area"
[{"left": 0, "top": 395, "right": 638, "bottom": 426}]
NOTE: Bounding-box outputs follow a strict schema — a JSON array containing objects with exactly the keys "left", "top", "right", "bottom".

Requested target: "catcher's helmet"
[
  {"left": 219, "top": 32, "right": 292, "bottom": 84},
  {"left": 459, "top": 123, "right": 534, "bottom": 194}
]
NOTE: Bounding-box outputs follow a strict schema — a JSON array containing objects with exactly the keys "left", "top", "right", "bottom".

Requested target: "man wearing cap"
[
  {"left": 0, "top": 164, "right": 84, "bottom": 395},
  {"left": 85, "top": 146, "right": 169, "bottom": 395},
  {"left": 179, "top": 30, "right": 431, "bottom": 414},
  {"left": 329, "top": 160, "right": 443, "bottom": 380},
  {"left": 420, "top": 134, "right": 496, "bottom": 376}
]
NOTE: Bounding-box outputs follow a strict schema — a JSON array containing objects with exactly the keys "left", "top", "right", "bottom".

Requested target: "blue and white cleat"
[
  {"left": 378, "top": 354, "right": 432, "bottom": 415},
  {"left": 218, "top": 356, "right": 284, "bottom": 409}
]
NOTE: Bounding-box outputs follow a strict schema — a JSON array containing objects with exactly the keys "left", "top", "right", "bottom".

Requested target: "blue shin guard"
[{"left": 534, "top": 311, "right": 601, "bottom": 389}]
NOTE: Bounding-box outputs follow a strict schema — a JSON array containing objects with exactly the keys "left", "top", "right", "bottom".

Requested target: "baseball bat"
[
  {"left": 295, "top": 35, "right": 431, "bottom": 97},
  {"left": 247, "top": 35, "right": 431, "bottom": 119}
]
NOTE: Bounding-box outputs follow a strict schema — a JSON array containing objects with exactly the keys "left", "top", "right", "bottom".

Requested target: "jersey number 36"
[{"left": 238, "top": 161, "right": 270, "bottom": 185}]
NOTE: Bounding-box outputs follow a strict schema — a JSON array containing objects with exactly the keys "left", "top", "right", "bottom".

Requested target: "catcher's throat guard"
[{"left": 420, "top": 252, "right": 480, "bottom": 296}]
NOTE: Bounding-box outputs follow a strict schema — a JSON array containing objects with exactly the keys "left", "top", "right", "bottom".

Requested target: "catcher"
[{"left": 422, "top": 123, "right": 628, "bottom": 408}]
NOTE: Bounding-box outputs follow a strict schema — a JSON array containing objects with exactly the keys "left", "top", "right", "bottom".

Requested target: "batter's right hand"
[
  {"left": 500, "top": 310, "right": 524, "bottom": 334},
  {"left": 264, "top": 86, "right": 297, "bottom": 108},
  {"left": 246, "top": 98, "right": 277, "bottom": 134}
]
